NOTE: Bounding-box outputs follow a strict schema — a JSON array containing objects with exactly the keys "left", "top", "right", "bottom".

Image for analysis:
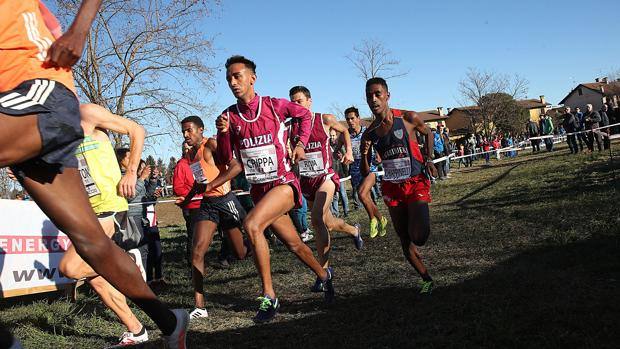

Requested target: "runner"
[
  {"left": 361, "top": 77, "right": 438, "bottom": 295},
  {"left": 288, "top": 86, "right": 363, "bottom": 291},
  {"left": 174, "top": 115, "right": 250, "bottom": 320},
  {"left": 0, "top": 2, "right": 187, "bottom": 347},
  {"left": 210, "top": 55, "right": 335, "bottom": 323},
  {"left": 58, "top": 103, "right": 149, "bottom": 346},
  {"left": 344, "top": 107, "right": 388, "bottom": 238}
]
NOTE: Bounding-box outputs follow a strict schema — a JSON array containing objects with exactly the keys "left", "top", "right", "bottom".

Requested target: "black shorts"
[
  {"left": 195, "top": 192, "right": 246, "bottom": 230},
  {"left": 1, "top": 79, "right": 83, "bottom": 176}
]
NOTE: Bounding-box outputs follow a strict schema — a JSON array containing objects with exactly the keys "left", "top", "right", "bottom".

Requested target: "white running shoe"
[
  {"left": 127, "top": 248, "right": 146, "bottom": 282},
  {"left": 301, "top": 229, "right": 314, "bottom": 242},
  {"left": 164, "top": 309, "right": 190, "bottom": 349},
  {"left": 189, "top": 307, "right": 209, "bottom": 320},
  {"left": 117, "top": 328, "right": 148, "bottom": 346}
]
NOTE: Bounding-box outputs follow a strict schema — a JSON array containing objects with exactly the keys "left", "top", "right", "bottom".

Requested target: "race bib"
[
  {"left": 77, "top": 154, "right": 101, "bottom": 197},
  {"left": 351, "top": 138, "right": 362, "bottom": 160},
  {"left": 240, "top": 144, "right": 278, "bottom": 184},
  {"left": 299, "top": 151, "right": 326, "bottom": 177},
  {"left": 383, "top": 157, "right": 411, "bottom": 182},
  {"left": 190, "top": 161, "right": 207, "bottom": 183}
]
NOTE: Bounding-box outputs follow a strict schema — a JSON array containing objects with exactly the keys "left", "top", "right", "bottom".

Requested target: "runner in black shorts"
[{"left": 176, "top": 116, "right": 249, "bottom": 319}]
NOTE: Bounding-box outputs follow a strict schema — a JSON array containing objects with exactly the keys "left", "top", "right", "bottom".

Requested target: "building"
[
  {"left": 445, "top": 96, "right": 550, "bottom": 136},
  {"left": 559, "top": 78, "right": 620, "bottom": 110}
]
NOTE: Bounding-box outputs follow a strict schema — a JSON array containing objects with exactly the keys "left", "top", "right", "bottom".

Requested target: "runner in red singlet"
[
  {"left": 0, "top": 1, "right": 187, "bottom": 347},
  {"left": 288, "top": 86, "right": 363, "bottom": 290},
  {"left": 207, "top": 56, "right": 335, "bottom": 323},
  {"left": 361, "top": 77, "right": 438, "bottom": 295}
]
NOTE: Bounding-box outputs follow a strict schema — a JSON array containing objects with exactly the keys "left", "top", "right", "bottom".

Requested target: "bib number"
[
  {"left": 240, "top": 144, "right": 278, "bottom": 184},
  {"left": 383, "top": 157, "right": 411, "bottom": 182},
  {"left": 190, "top": 161, "right": 207, "bottom": 184},
  {"left": 351, "top": 138, "right": 362, "bottom": 160},
  {"left": 299, "top": 151, "right": 326, "bottom": 177},
  {"left": 77, "top": 154, "right": 101, "bottom": 197}
]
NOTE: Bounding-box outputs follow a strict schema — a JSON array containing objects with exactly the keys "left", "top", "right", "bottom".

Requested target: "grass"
[{"left": 1, "top": 142, "right": 619, "bottom": 348}]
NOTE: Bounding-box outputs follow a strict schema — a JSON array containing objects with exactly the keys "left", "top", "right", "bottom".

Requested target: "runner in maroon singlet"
[
  {"left": 361, "top": 77, "right": 438, "bottom": 295},
  {"left": 206, "top": 56, "right": 335, "bottom": 323},
  {"left": 289, "top": 86, "right": 364, "bottom": 291}
]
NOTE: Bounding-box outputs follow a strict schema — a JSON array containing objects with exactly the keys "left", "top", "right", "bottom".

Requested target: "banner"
[{"left": 0, "top": 199, "right": 74, "bottom": 298}]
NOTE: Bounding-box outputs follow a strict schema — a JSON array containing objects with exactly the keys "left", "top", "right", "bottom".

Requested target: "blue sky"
[{"left": 56, "top": 0, "right": 620, "bottom": 160}]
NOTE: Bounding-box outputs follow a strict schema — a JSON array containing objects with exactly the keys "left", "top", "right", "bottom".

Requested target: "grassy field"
[{"left": 2, "top": 142, "right": 619, "bottom": 348}]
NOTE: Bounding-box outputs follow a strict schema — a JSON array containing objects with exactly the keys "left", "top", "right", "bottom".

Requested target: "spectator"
[
  {"left": 457, "top": 143, "right": 466, "bottom": 168},
  {"left": 440, "top": 125, "right": 452, "bottom": 178},
  {"left": 600, "top": 104, "right": 610, "bottom": 150},
  {"left": 574, "top": 107, "right": 586, "bottom": 152},
  {"left": 491, "top": 135, "right": 501, "bottom": 160},
  {"left": 329, "top": 129, "right": 350, "bottom": 217},
  {"left": 562, "top": 107, "right": 579, "bottom": 154},
  {"left": 482, "top": 137, "right": 491, "bottom": 164},
  {"left": 541, "top": 114, "right": 554, "bottom": 152},
  {"left": 584, "top": 104, "right": 602, "bottom": 152},
  {"left": 172, "top": 142, "right": 202, "bottom": 270},
  {"left": 432, "top": 128, "right": 446, "bottom": 180},
  {"left": 527, "top": 120, "right": 540, "bottom": 152},
  {"left": 144, "top": 166, "right": 164, "bottom": 285}
]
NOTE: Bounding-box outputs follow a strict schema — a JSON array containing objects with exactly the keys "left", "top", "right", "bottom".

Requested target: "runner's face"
[
  {"left": 345, "top": 112, "right": 360, "bottom": 130},
  {"left": 290, "top": 92, "right": 312, "bottom": 110},
  {"left": 182, "top": 122, "right": 203, "bottom": 147},
  {"left": 226, "top": 63, "right": 256, "bottom": 100},
  {"left": 366, "top": 83, "right": 389, "bottom": 116},
  {"left": 330, "top": 130, "right": 338, "bottom": 142}
]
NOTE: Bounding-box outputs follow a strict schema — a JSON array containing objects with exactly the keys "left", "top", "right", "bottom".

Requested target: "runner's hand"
[
  {"left": 426, "top": 161, "right": 438, "bottom": 178},
  {"left": 216, "top": 114, "right": 229, "bottom": 132},
  {"left": 45, "top": 29, "right": 86, "bottom": 68},
  {"left": 6, "top": 168, "right": 17, "bottom": 181},
  {"left": 342, "top": 150, "right": 354, "bottom": 165},
  {"left": 361, "top": 140, "right": 371, "bottom": 155},
  {"left": 118, "top": 173, "right": 137, "bottom": 198},
  {"left": 175, "top": 196, "right": 185, "bottom": 206},
  {"left": 291, "top": 146, "right": 306, "bottom": 164}
]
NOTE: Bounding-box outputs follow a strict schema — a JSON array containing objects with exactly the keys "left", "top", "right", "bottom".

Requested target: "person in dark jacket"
[
  {"left": 584, "top": 104, "right": 602, "bottom": 152},
  {"left": 600, "top": 105, "right": 611, "bottom": 150},
  {"left": 574, "top": 107, "right": 586, "bottom": 152},
  {"left": 562, "top": 107, "right": 579, "bottom": 154},
  {"left": 527, "top": 120, "right": 540, "bottom": 152}
]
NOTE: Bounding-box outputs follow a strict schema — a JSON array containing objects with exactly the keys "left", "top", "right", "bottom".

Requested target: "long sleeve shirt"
[{"left": 172, "top": 158, "right": 201, "bottom": 210}]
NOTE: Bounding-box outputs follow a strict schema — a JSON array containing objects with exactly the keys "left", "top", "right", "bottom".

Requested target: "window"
[{"left": 578, "top": 88, "right": 583, "bottom": 96}]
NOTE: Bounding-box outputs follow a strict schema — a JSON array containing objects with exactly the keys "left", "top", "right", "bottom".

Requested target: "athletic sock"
[
  {"left": 133, "top": 325, "right": 146, "bottom": 336},
  {"left": 422, "top": 274, "right": 433, "bottom": 282}
]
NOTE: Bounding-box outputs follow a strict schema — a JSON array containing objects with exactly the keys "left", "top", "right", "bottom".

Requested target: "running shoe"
[
  {"left": 322, "top": 267, "right": 335, "bottom": 303},
  {"left": 189, "top": 307, "right": 209, "bottom": 320},
  {"left": 379, "top": 216, "right": 388, "bottom": 237},
  {"left": 369, "top": 218, "right": 378, "bottom": 238},
  {"left": 118, "top": 328, "right": 148, "bottom": 346},
  {"left": 164, "top": 309, "right": 189, "bottom": 349},
  {"left": 353, "top": 223, "right": 364, "bottom": 250},
  {"left": 419, "top": 280, "right": 434, "bottom": 295},
  {"left": 310, "top": 276, "right": 324, "bottom": 293},
  {"left": 301, "top": 229, "right": 314, "bottom": 242},
  {"left": 127, "top": 248, "right": 146, "bottom": 282},
  {"left": 253, "top": 296, "right": 280, "bottom": 323}
]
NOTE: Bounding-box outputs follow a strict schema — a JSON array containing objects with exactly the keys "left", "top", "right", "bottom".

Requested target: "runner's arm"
[
  {"left": 208, "top": 129, "right": 243, "bottom": 193},
  {"left": 360, "top": 131, "right": 372, "bottom": 177},
  {"left": 273, "top": 98, "right": 310, "bottom": 163},
  {"left": 80, "top": 103, "right": 145, "bottom": 198},
  {"left": 404, "top": 111, "right": 438, "bottom": 177},
  {"left": 324, "top": 114, "right": 353, "bottom": 165},
  {"left": 46, "top": 0, "right": 102, "bottom": 67}
]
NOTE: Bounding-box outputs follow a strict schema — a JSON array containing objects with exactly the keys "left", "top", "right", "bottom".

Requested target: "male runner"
[
  {"left": 345, "top": 107, "right": 388, "bottom": 238},
  {"left": 209, "top": 55, "right": 335, "bottom": 323},
  {"left": 0, "top": 2, "right": 187, "bottom": 347},
  {"left": 361, "top": 77, "right": 438, "bottom": 294},
  {"left": 58, "top": 103, "right": 149, "bottom": 345},
  {"left": 288, "top": 86, "right": 363, "bottom": 290},
  {"left": 175, "top": 115, "right": 249, "bottom": 320}
]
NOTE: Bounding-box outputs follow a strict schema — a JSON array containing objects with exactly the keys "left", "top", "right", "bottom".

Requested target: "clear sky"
[{"left": 62, "top": 0, "right": 620, "bottom": 160}]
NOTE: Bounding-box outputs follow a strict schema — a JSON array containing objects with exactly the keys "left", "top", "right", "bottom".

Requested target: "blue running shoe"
[
  {"left": 253, "top": 296, "right": 280, "bottom": 323},
  {"left": 322, "top": 267, "right": 335, "bottom": 303},
  {"left": 310, "top": 276, "right": 324, "bottom": 293},
  {"left": 353, "top": 223, "right": 363, "bottom": 250}
]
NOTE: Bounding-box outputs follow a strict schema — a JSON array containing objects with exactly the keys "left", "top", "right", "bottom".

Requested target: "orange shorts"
[{"left": 381, "top": 174, "right": 431, "bottom": 207}]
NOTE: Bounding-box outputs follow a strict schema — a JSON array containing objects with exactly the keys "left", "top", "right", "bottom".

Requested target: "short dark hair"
[
  {"left": 225, "top": 55, "right": 256, "bottom": 74},
  {"left": 115, "top": 147, "right": 130, "bottom": 165},
  {"left": 344, "top": 106, "right": 360, "bottom": 117},
  {"left": 181, "top": 115, "right": 204, "bottom": 129},
  {"left": 289, "top": 86, "right": 311, "bottom": 99},
  {"left": 366, "top": 77, "right": 389, "bottom": 92}
]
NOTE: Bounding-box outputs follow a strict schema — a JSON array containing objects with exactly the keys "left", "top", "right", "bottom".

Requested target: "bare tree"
[
  {"left": 346, "top": 39, "right": 410, "bottom": 81},
  {"left": 458, "top": 68, "right": 529, "bottom": 137},
  {"left": 54, "top": 0, "right": 220, "bottom": 146}
]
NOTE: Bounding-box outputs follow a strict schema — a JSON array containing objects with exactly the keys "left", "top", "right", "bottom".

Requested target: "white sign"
[
  {"left": 383, "top": 157, "right": 411, "bottom": 182},
  {"left": 240, "top": 144, "right": 279, "bottom": 184},
  {"left": 299, "top": 151, "right": 326, "bottom": 177},
  {"left": 0, "top": 199, "right": 74, "bottom": 298}
]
